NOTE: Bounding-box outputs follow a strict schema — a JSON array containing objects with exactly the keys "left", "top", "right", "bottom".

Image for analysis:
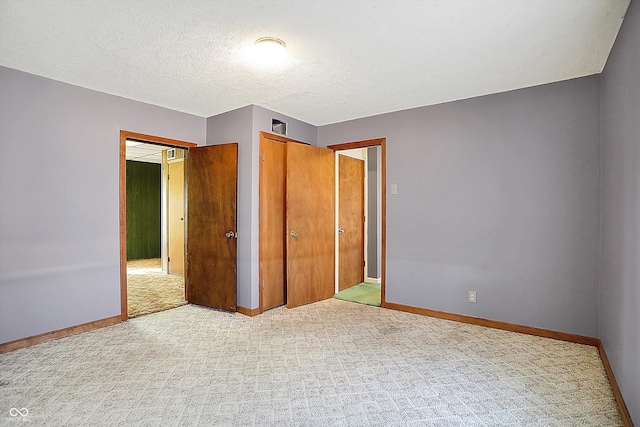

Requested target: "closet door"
[
  {"left": 259, "top": 136, "right": 287, "bottom": 311},
  {"left": 286, "top": 143, "right": 335, "bottom": 308}
]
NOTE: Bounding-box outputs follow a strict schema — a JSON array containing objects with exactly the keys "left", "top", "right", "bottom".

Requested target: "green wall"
[{"left": 126, "top": 160, "right": 161, "bottom": 260}]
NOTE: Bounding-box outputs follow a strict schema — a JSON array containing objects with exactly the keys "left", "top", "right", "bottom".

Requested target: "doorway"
[
  {"left": 120, "top": 131, "right": 240, "bottom": 320},
  {"left": 119, "top": 131, "right": 196, "bottom": 320},
  {"left": 121, "top": 133, "right": 195, "bottom": 318},
  {"left": 333, "top": 145, "right": 383, "bottom": 307},
  {"left": 328, "top": 139, "right": 386, "bottom": 307},
  {"left": 336, "top": 149, "right": 366, "bottom": 292}
]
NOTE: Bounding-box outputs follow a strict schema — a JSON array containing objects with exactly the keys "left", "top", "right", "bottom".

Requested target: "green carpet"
[{"left": 334, "top": 282, "right": 381, "bottom": 307}]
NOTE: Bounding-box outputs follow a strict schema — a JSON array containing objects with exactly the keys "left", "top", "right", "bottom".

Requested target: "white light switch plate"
[{"left": 391, "top": 184, "right": 398, "bottom": 194}]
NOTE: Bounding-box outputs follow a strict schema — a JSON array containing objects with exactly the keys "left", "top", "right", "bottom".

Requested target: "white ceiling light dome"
[{"left": 246, "top": 36, "right": 288, "bottom": 68}]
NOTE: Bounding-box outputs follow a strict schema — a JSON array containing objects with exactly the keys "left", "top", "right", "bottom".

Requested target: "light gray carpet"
[{"left": 0, "top": 299, "right": 622, "bottom": 426}]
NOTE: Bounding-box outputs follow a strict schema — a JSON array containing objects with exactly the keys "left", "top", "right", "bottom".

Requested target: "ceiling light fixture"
[
  {"left": 252, "top": 36, "right": 287, "bottom": 66},
  {"left": 255, "top": 36, "right": 286, "bottom": 50}
]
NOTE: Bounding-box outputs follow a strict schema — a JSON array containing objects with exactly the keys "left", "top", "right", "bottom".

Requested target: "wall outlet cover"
[{"left": 468, "top": 290, "right": 477, "bottom": 303}]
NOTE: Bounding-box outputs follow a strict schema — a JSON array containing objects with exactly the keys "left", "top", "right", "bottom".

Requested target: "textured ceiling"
[{"left": 0, "top": 0, "right": 630, "bottom": 125}]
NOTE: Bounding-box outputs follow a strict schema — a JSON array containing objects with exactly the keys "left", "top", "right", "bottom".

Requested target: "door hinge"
[
  {"left": 363, "top": 260, "right": 366, "bottom": 267},
  {"left": 262, "top": 279, "right": 265, "bottom": 289},
  {"left": 261, "top": 152, "right": 265, "bottom": 162},
  {"left": 168, "top": 257, "right": 170, "bottom": 262}
]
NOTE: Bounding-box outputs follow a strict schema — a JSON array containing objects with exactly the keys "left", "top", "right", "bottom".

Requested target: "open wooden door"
[
  {"left": 168, "top": 160, "right": 185, "bottom": 276},
  {"left": 186, "top": 143, "right": 238, "bottom": 312},
  {"left": 286, "top": 143, "right": 335, "bottom": 308},
  {"left": 338, "top": 155, "right": 365, "bottom": 290}
]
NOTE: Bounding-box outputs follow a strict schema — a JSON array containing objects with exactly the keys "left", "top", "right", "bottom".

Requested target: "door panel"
[
  {"left": 168, "top": 160, "right": 185, "bottom": 276},
  {"left": 338, "top": 155, "right": 365, "bottom": 290},
  {"left": 259, "top": 136, "right": 287, "bottom": 311},
  {"left": 286, "top": 143, "right": 335, "bottom": 308},
  {"left": 186, "top": 144, "right": 238, "bottom": 312}
]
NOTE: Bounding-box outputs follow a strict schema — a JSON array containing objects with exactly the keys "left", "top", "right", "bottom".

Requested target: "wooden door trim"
[
  {"left": 260, "top": 131, "right": 311, "bottom": 145},
  {"left": 327, "top": 138, "right": 385, "bottom": 151},
  {"left": 119, "top": 130, "right": 197, "bottom": 321},
  {"left": 327, "top": 138, "right": 386, "bottom": 306}
]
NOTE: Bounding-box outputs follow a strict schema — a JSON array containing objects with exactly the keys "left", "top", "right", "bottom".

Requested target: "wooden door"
[
  {"left": 168, "top": 160, "right": 185, "bottom": 276},
  {"left": 186, "top": 143, "right": 238, "bottom": 312},
  {"left": 259, "top": 135, "right": 287, "bottom": 310},
  {"left": 338, "top": 155, "right": 365, "bottom": 290},
  {"left": 286, "top": 143, "right": 335, "bottom": 308}
]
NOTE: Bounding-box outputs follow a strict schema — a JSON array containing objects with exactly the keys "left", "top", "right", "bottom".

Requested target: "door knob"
[
  {"left": 338, "top": 228, "right": 345, "bottom": 234},
  {"left": 225, "top": 231, "right": 236, "bottom": 238},
  {"left": 290, "top": 231, "right": 298, "bottom": 238}
]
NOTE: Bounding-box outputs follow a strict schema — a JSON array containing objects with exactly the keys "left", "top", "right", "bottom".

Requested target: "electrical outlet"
[{"left": 468, "top": 290, "right": 477, "bottom": 303}]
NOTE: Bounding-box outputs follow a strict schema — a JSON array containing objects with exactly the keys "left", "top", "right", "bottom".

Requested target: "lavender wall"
[
  {"left": 206, "top": 105, "right": 317, "bottom": 309},
  {"left": 252, "top": 105, "right": 318, "bottom": 147},
  {"left": 206, "top": 106, "right": 254, "bottom": 308},
  {"left": 0, "top": 67, "right": 206, "bottom": 344},
  {"left": 319, "top": 76, "right": 602, "bottom": 337},
  {"left": 600, "top": 0, "right": 640, "bottom": 421}
]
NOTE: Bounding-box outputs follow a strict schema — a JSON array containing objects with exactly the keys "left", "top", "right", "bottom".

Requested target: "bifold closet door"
[
  {"left": 259, "top": 136, "right": 287, "bottom": 311},
  {"left": 286, "top": 143, "right": 335, "bottom": 308}
]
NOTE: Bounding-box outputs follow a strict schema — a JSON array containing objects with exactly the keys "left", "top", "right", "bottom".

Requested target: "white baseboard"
[{"left": 365, "top": 277, "right": 381, "bottom": 284}]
